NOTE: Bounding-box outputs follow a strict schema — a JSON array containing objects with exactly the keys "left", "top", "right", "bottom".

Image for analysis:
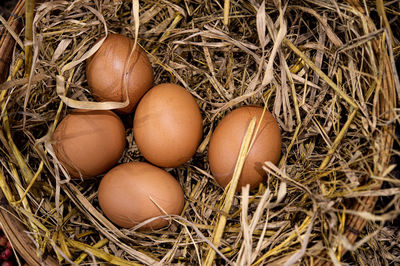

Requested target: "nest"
[{"left": 0, "top": 0, "right": 399, "bottom": 265}]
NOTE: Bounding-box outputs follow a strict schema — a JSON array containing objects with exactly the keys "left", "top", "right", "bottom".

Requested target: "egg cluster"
[{"left": 52, "top": 34, "right": 282, "bottom": 230}]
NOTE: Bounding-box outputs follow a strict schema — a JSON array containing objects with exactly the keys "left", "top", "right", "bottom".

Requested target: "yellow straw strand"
[
  {"left": 74, "top": 238, "right": 109, "bottom": 264},
  {"left": 204, "top": 116, "right": 257, "bottom": 266},
  {"left": 224, "top": 0, "right": 230, "bottom": 26},
  {"left": 25, "top": 0, "right": 35, "bottom": 75},
  {"left": 67, "top": 239, "right": 140, "bottom": 266}
]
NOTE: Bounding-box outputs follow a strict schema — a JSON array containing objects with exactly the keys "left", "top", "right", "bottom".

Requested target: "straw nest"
[{"left": 0, "top": 0, "right": 399, "bottom": 265}]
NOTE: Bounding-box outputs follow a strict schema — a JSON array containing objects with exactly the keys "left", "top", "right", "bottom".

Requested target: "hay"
[{"left": 0, "top": 0, "right": 399, "bottom": 265}]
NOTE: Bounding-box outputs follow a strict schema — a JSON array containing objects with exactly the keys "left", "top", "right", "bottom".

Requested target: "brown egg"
[
  {"left": 86, "top": 34, "right": 154, "bottom": 114},
  {"left": 52, "top": 110, "right": 126, "bottom": 179},
  {"left": 133, "top": 83, "right": 203, "bottom": 168},
  {"left": 208, "top": 106, "right": 281, "bottom": 191},
  {"left": 98, "top": 162, "right": 185, "bottom": 229}
]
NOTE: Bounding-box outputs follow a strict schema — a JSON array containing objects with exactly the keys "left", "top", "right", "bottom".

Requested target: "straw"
[
  {"left": 204, "top": 116, "right": 257, "bottom": 265},
  {"left": 0, "top": 0, "right": 398, "bottom": 265},
  {"left": 24, "top": 0, "right": 35, "bottom": 75}
]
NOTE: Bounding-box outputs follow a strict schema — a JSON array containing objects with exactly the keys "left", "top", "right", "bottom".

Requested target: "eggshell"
[
  {"left": 208, "top": 106, "right": 281, "bottom": 191},
  {"left": 98, "top": 162, "right": 185, "bottom": 229},
  {"left": 133, "top": 83, "right": 203, "bottom": 167},
  {"left": 86, "top": 34, "right": 154, "bottom": 114},
  {"left": 52, "top": 110, "right": 126, "bottom": 179}
]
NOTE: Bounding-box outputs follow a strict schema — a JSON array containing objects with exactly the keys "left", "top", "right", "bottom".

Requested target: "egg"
[
  {"left": 86, "top": 34, "right": 154, "bottom": 114},
  {"left": 98, "top": 162, "right": 185, "bottom": 229},
  {"left": 133, "top": 83, "right": 203, "bottom": 167},
  {"left": 52, "top": 109, "right": 126, "bottom": 179},
  {"left": 208, "top": 106, "right": 281, "bottom": 191}
]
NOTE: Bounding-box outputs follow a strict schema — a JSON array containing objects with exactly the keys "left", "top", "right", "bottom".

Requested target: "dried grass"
[{"left": 0, "top": 0, "right": 399, "bottom": 265}]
